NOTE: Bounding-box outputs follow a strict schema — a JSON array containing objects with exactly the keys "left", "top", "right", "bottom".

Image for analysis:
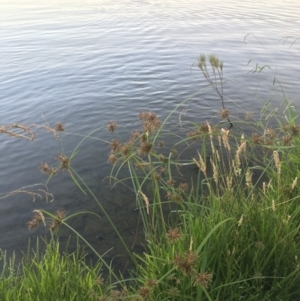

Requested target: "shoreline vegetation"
[{"left": 1, "top": 53, "right": 300, "bottom": 300}]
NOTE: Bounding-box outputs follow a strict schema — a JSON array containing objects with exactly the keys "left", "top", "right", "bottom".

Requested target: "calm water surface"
[{"left": 1, "top": 0, "right": 300, "bottom": 266}]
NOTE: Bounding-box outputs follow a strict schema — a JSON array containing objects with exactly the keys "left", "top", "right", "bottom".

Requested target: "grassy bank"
[{"left": 1, "top": 54, "right": 300, "bottom": 300}]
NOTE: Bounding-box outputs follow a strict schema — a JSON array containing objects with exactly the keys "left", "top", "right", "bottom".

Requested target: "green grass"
[{"left": 1, "top": 53, "right": 300, "bottom": 300}]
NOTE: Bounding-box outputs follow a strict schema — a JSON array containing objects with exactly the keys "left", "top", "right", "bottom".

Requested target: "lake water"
[{"left": 1, "top": 0, "right": 300, "bottom": 268}]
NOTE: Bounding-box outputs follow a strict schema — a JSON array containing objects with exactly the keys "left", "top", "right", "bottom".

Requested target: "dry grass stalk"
[
  {"left": 0, "top": 124, "right": 35, "bottom": 141},
  {"left": 32, "top": 123, "right": 64, "bottom": 139},
  {"left": 193, "top": 151, "right": 207, "bottom": 177},
  {"left": 273, "top": 151, "right": 281, "bottom": 175},
  {"left": 237, "top": 214, "right": 244, "bottom": 227},
  {"left": 292, "top": 177, "right": 297, "bottom": 190},
  {"left": 0, "top": 184, "right": 54, "bottom": 202},
  {"left": 210, "top": 158, "right": 218, "bottom": 183},
  {"left": 263, "top": 182, "right": 266, "bottom": 194},
  {"left": 226, "top": 176, "right": 232, "bottom": 190},
  {"left": 221, "top": 128, "right": 230, "bottom": 151},
  {"left": 33, "top": 210, "right": 46, "bottom": 227},
  {"left": 232, "top": 159, "right": 241, "bottom": 176},
  {"left": 235, "top": 141, "right": 246, "bottom": 168},
  {"left": 140, "top": 191, "right": 150, "bottom": 214},
  {"left": 272, "top": 199, "right": 276, "bottom": 212},
  {"left": 27, "top": 209, "right": 47, "bottom": 230},
  {"left": 245, "top": 169, "right": 252, "bottom": 188},
  {"left": 207, "top": 122, "right": 216, "bottom": 155},
  {"left": 178, "top": 107, "right": 187, "bottom": 128}
]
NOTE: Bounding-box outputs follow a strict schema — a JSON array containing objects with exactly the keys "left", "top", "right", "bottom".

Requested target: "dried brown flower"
[
  {"left": 39, "top": 162, "right": 56, "bottom": 175},
  {"left": 108, "top": 154, "right": 118, "bottom": 164},
  {"left": 159, "top": 154, "right": 168, "bottom": 164},
  {"left": 166, "top": 228, "right": 181, "bottom": 242},
  {"left": 40, "top": 162, "right": 50, "bottom": 174},
  {"left": 130, "top": 130, "right": 140, "bottom": 140},
  {"left": 178, "top": 182, "right": 188, "bottom": 193},
  {"left": 282, "top": 135, "right": 292, "bottom": 146},
  {"left": 139, "top": 286, "right": 151, "bottom": 300},
  {"left": 187, "top": 130, "right": 201, "bottom": 140},
  {"left": 265, "top": 128, "right": 276, "bottom": 140},
  {"left": 110, "top": 139, "right": 120, "bottom": 153},
  {"left": 167, "top": 178, "right": 175, "bottom": 187},
  {"left": 220, "top": 109, "right": 229, "bottom": 119},
  {"left": 251, "top": 133, "right": 263, "bottom": 144},
  {"left": 120, "top": 143, "right": 132, "bottom": 158},
  {"left": 255, "top": 241, "right": 265, "bottom": 250},
  {"left": 138, "top": 111, "right": 161, "bottom": 133},
  {"left": 94, "top": 277, "right": 104, "bottom": 285},
  {"left": 139, "top": 142, "right": 152, "bottom": 156},
  {"left": 168, "top": 287, "right": 180, "bottom": 297},
  {"left": 138, "top": 286, "right": 151, "bottom": 299},
  {"left": 166, "top": 191, "right": 182, "bottom": 203},
  {"left": 27, "top": 220, "right": 38, "bottom": 230},
  {"left": 49, "top": 210, "right": 65, "bottom": 231},
  {"left": 27, "top": 210, "right": 46, "bottom": 230},
  {"left": 57, "top": 153, "right": 69, "bottom": 170},
  {"left": 154, "top": 172, "right": 161, "bottom": 181},
  {"left": 106, "top": 121, "right": 117, "bottom": 132},
  {"left": 145, "top": 279, "right": 158, "bottom": 288},
  {"left": 282, "top": 124, "right": 300, "bottom": 136},
  {"left": 199, "top": 123, "right": 209, "bottom": 133},
  {"left": 193, "top": 272, "right": 213, "bottom": 288},
  {"left": 173, "top": 250, "right": 198, "bottom": 275},
  {"left": 158, "top": 141, "right": 164, "bottom": 147},
  {"left": 55, "top": 123, "right": 65, "bottom": 132}
]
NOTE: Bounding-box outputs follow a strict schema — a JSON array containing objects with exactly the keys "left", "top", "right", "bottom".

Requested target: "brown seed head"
[
  {"left": 168, "top": 287, "right": 180, "bottom": 297},
  {"left": 251, "top": 133, "right": 263, "bottom": 144},
  {"left": 139, "top": 142, "right": 152, "bottom": 156},
  {"left": 187, "top": 130, "right": 201, "bottom": 140},
  {"left": 193, "top": 272, "right": 213, "bottom": 288},
  {"left": 220, "top": 109, "right": 229, "bottom": 119},
  {"left": 282, "top": 124, "right": 300, "bottom": 136},
  {"left": 106, "top": 121, "right": 117, "bottom": 133},
  {"left": 120, "top": 143, "right": 131, "bottom": 158},
  {"left": 159, "top": 154, "right": 168, "bottom": 164},
  {"left": 158, "top": 141, "right": 164, "bottom": 147},
  {"left": 27, "top": 220, "right": 38, "bottom": 230},
  {"left": 282, "top": 135, "right": 292, "bottom": 146},
  {"left": 108, "top": 153, "right": 118, "bottom": 164},
  {"left": 166, "top": 191, "right": 182, "bottom": 203},
  {"left": 178, "top": 182, "right": 188, "bottom": 193},
  {"left": 166, "top": 227, "right": 181, "bottom": 242},
  {"left": 57, "top": 153, "right": 69, "bottom": 170},
  {"left": 138, "top": 286, "right": 151, "bottom": 299},
  {"left": 110, "top": 139, "right": 120, "bottom": 153},
  {"left": 255, "top": 241, "right": 265, "bottom": 250},
  {"left": 185, "top": 250, "right": 198, "bottom": 265},
  {"left": 265, "top": 128, "right": 276, "bottom": 140},
  {"left": 139, "top": 111, "right": 161, "bottom": 133},
  {"left": 130, "top": 130, "right": 140, "bottom": 141},
  {"left": 154, "top": 172, "right": 161, "bottom": 181},
  {"left": 55, "top": 123, "right": 65, "bottom": 132},
  {"left": 167, "top": 178, "right": 175, "bottom": 187},
  {"left": 40, "top": 162, "right": 50, "bottom": 174},
  {"left": 145, "top": 279, "right": 158, "bottom": 288}
]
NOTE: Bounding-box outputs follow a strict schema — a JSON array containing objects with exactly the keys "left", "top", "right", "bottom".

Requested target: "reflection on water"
[{"left": 0, "top": 0, "right": 299, "bottom": 263}]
